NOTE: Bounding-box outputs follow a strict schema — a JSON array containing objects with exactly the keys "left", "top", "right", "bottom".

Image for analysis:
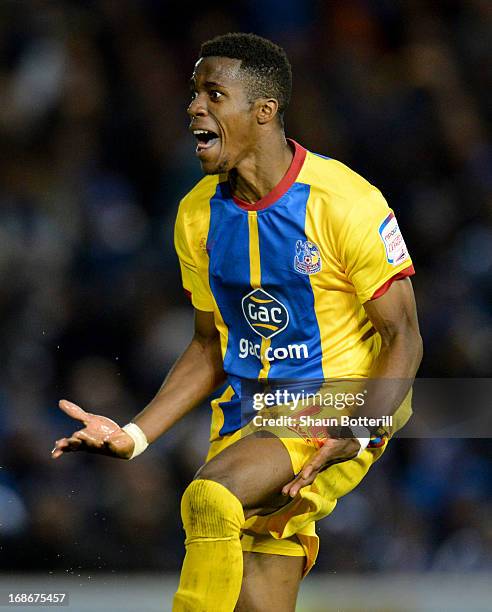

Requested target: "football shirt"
[{"left": 175, "top": 140, "right": 414, "bottom": 439}]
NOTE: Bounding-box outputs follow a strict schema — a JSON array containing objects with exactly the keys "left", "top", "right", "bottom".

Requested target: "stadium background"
[{"left": 0, "top": 1, "right": 490, "bottom": 610}]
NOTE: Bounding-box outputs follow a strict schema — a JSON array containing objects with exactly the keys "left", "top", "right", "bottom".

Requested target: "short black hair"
[{"left": 200, "top": 32, "right": 292, "bottom": 121}]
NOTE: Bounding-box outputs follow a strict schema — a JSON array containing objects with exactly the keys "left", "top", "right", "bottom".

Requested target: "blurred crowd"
[{"left": 0, "top": 0, "right": 491, "bottom": 576}]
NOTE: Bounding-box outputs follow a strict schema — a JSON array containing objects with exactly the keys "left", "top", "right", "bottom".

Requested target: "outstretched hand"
[
  {"left": 282, "top": 437, "right": 360, "bottom": 498},
  {"left": 51, "top": 400, "right": 134, "bottom": 460}
]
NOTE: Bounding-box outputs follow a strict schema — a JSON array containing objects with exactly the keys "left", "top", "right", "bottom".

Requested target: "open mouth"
[{"left": 193, "top": 129, "right": 220, "bottom": 153}]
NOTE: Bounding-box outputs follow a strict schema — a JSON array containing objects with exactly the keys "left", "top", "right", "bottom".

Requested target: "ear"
[{"left": 256, "top": 98, "right": 279, "bottom": 125}]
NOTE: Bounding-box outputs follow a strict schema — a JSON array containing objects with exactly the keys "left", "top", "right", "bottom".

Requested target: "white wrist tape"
[
  {"left": 122, "top": 423, "right": 149, "bottom": 459},
  {"left": 349, "top": 426, "right": 371, "bottom": 457}
]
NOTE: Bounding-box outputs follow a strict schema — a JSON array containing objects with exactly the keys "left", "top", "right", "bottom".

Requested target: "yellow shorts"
[
  {"left": 205, "top": 391, "right": 412, "bottom": 577},
  {"left": 206, "top": 425, "right": 386, "bottom": 576}
]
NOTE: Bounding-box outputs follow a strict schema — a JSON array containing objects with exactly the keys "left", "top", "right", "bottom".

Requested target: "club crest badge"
[{"left": 294, "top": 240, "right": 322, "bottom": 275}]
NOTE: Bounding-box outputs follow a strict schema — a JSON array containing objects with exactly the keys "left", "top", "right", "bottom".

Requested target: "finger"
[
  {"left": 300, "top": 462, "right": 315, "bottom": 480},
  {"left": 300, "top": 441, "right": 341, "bottom": 477},
  {"left": 51, "top": 438, "right": 68, "bottom": 459},
  {"left": 283, "top": 453, "right": 327, "bottom": 496},
  {"left": 58, "top": 399, "right": 90, "bottom": 424},
  {"left": 51, "top": 437, "right": 82, "bottom": 458},
  {"left": 282, "top": 452, "right": 327, "bottom": 493},
  {"left": 286, "top": 476, "right": 313, "bottom": 498},
  {"left": 282, "top": 469, "right": 314, "bottom": 497},
  {"left": 302, "top": 451, "right": 328, "bottom": 477},
  {"left": 51, "top": 438, "right": 71, "bottom": 453},
  {"left": 283, "top": 478, "right": 304, "bottom": 498},
  {"left": 281, "top": 476, "right": 300, "bottom": 496}
]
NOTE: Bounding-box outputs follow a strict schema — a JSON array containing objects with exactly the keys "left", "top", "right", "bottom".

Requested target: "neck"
[{"left": 229, "top": 132, "right": 293, "bottom": 204}]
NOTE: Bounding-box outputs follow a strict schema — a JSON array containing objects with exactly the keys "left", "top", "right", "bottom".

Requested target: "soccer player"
[{"left": 52, "top": 33, "right": 423, "bottom": 611}]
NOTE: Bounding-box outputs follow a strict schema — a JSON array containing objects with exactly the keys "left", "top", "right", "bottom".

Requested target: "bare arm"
[
  {"left": 354, "top": 277, "right": 423, "bottom": 422},
  {"left": 52, "top": 309, "right": 225, "bottom": 459},
  {"left": 283, "top": 278, "right": 423, "bottom": 496},
  {"left": 133, "top": 309, "right": 225, "bottom": 442}
]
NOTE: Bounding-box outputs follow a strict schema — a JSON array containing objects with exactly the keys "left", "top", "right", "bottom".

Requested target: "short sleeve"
[
  {"left": 339, "top": 189, "right": 414, "bottom": 303},
  {"left": 174, "top": 202, "right": 215, "bottom": 312}
]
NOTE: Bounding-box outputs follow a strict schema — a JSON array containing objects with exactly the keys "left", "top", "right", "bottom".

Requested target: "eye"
[
  {"left": 190, "top": 90, "right": 198, "bottom": 101},
  {"left": 210, "top": 90, "right": 223, "bottom": 101}
]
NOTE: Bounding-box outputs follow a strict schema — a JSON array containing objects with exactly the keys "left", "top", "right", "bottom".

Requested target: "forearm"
[
  {"left": 282, "top": 331, "right": 422, "bottom": 497},
  {"left": 357, "top": 329, "right": 423, "bottom": 427},
  {"left": 132, "top": 334, "right": 225, "bottom": 443}
]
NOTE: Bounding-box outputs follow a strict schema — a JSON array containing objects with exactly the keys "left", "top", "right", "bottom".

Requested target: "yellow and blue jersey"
[{"left": 175, "top": 140, "right": 414, "bottom": 440}]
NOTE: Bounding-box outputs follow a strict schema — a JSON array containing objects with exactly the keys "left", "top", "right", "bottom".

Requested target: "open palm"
[{"left": 51, "top": 399, "right": 134, "bottom": 460}]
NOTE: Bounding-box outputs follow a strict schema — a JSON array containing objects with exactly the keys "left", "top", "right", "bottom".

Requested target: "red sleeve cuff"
[
  {"left": 371, "top": 265, "right": 415, "bottom": 300},
  {"left": 183, "top": 289, "right": 192, "bottom": 300}
]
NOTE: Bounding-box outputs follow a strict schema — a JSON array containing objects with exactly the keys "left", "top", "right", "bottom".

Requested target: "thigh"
[
  {"left": 235, "top": 551, "right": 304, "bottom": 612},
  {"left": 196, "top": 432, "right": 295, "bottom": 517}
]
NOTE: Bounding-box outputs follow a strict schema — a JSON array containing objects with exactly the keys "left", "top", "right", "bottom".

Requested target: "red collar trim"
[{"left": 231, "top": 139, "right": 306, "bottom": 211}]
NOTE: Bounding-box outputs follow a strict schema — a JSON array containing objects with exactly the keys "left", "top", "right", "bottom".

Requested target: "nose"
[{"left": 187, "top": 95, "right": 207, "bottom": 118}]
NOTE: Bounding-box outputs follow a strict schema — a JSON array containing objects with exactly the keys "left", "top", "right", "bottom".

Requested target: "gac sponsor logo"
[
  {"left": 241, "top": 289, "right": 289, "bottom": 339},
  {"left": 239, "top": 338, "right": 309, "bottom": 362}
]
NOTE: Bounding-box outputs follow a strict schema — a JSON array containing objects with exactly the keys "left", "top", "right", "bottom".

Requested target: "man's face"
[{"left": 188, "top": 56, "right": 257, "bottom": 174}]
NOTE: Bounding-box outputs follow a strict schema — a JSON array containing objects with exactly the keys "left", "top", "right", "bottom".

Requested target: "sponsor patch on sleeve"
[{"left": 378, "top": 213, "right": 409, "bottom": 265}]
